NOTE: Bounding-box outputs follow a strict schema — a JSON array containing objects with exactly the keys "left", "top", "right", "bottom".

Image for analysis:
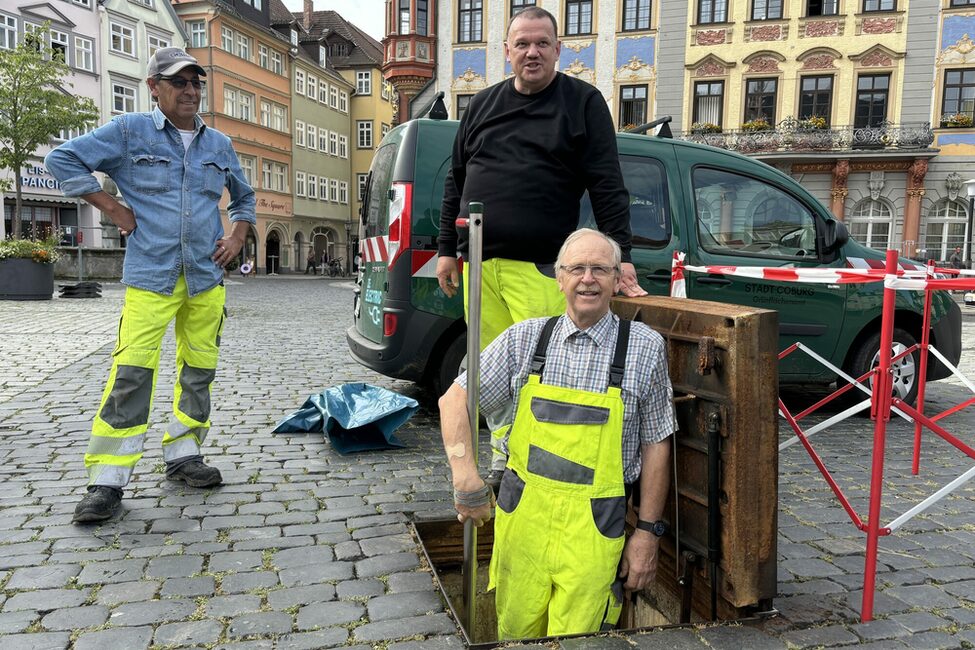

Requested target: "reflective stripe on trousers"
[
  {"left": 86, "top": 276, "right": 225, "bottom": 488},
  {"left": 489, "top": 374, "right": 626, "bottom": 639}
]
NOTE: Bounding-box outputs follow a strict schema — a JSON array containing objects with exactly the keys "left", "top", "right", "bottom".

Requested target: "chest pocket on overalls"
[
  {"left": 527, "top": 396, "right": 610, "bottom": 482},
  {"left": 201, "top": 158, "right": 229, "bottom": 199},
  {"left": 131, "top": 155, "right": 171, "bottom": 193}
]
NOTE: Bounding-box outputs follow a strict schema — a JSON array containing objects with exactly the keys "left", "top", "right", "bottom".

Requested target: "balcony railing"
[{"left": 677, "top": 118, "right": 935, "bottom": 154}]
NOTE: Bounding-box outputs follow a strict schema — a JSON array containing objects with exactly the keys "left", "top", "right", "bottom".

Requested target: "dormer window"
[
  {"left": 290, "top": 28, "right": 298, "bottom": 45},
  {"left": 319, "top": 45, "right": 327, "bottom": 66}
]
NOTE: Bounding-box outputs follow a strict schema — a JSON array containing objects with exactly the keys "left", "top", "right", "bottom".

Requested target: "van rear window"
[{"left": 363, "top": 144, "right": 397, "bottom": 238}]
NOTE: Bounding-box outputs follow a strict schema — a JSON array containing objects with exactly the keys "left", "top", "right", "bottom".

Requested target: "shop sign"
[{"left": 19, "top": 166, "right": 61, "bottom": 191}]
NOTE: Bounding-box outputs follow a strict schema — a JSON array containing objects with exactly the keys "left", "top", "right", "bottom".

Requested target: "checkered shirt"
[{"left": 457, "top": 310, "right": 675, "bottom": 483}]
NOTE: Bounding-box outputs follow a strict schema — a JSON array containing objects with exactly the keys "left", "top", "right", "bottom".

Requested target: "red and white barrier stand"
[{"left": 670, "top": 250, "right": 975, "bottom": 621}]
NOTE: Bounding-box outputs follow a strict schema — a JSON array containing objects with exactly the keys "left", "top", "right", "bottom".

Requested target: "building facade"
[
  {"left": 1, "top": 0, "right": 101, "bottom": 242},
  {"left": 401, "top": 0, "right": 975, "bottom": 263}
]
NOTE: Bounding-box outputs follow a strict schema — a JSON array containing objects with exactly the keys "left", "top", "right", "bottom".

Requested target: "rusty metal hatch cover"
[{"left": 612, "top": 295, "right": 779, "bottom": 622}]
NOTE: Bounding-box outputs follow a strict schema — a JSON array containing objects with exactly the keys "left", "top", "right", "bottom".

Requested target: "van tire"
[
  {"left": 434, "top": 333, "right": 467, "bottom": 397},
  {"left": 844, "top": 328, "right": 919, "bottom": 408}
]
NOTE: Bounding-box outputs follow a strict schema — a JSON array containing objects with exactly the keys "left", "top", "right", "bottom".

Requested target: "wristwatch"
[{"left": 636, "top": 519, "right": 669, "bottom": 537}]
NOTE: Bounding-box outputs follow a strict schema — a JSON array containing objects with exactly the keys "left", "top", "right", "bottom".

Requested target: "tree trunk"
[{"left": 12, "top": 166, "right": 22, "bottom": 239}]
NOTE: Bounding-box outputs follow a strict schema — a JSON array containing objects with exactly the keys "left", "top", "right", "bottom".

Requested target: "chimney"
[{"left": 303, "top": 0, "right": 313, "bottom": 31}]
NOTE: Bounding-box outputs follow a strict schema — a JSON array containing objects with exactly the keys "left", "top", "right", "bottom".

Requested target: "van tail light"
[
  {"left": 387, "top": 182, "right": 413, "bottom": 270},
  {"left": 383, "top": 313, "right": 398, "bottom": 337}
]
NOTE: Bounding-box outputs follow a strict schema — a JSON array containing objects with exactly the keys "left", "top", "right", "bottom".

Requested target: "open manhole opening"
[
  {"left": 414, "top": 516, "right": 776, "bottom": 647},
  {"left": 416, "top": 297, "right": 783, "bottom": 647}
]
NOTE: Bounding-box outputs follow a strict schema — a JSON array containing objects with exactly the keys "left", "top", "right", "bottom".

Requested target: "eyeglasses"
[
  {"left": 159, "top": 76, "right": 206, "bottom": 90},
  {"left": 559, "top": 264, "right": 618, "bottom": 279}
]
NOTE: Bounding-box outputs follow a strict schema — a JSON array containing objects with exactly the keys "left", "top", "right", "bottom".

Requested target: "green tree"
[{"left": 0, "top": 25, "right": 98, "bottom": 239}]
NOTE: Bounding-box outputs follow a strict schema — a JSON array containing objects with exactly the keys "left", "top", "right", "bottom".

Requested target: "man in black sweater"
[{"left": 437, "top": 6, "right": 646, "bottom": 487}]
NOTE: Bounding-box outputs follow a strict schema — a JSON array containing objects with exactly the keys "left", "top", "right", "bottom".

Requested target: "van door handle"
[
  {"left": 697, "top": 276, "right": 732, "bottom": 286},
  {"left": 645, "top": 272, "right": 671, "bottom": 283}
]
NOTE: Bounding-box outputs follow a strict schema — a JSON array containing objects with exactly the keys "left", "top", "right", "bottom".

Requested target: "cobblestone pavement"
[{"left": 1, "top": 278, "right": 974, "bottom": 650}]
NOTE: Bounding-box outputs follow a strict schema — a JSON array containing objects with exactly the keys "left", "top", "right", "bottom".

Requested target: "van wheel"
[
  {"left": 434, "top": 333, "right": 467, "bottom": 397},
  {"left": 844, "top": 328, "right": 919, "bottom": 408}
]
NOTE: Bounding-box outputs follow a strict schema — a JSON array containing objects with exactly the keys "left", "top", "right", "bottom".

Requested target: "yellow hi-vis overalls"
[
  {"left": 85, "top": 276, "right": 226, "bottom": 488},
  {"left": 489, "top": 317, "right": 631, "bottom": 639},
  {"left": 461, "top": 258, "right": 566, "bottom": 471}
]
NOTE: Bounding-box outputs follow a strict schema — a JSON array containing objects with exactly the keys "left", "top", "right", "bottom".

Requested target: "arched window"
[
  {"left": 312, "top": 226, "right": 338, "bottom": 261},
  {"left": 922, "top": 199, "right": 969, "bottom": 262},
  {"left": 847, "top": 199, "right": 893, "bottom": 250}
]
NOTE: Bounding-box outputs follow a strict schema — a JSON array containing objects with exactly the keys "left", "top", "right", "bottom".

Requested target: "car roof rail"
[{"left": 625, "top": 116, "right": 673, "bottom": 138}]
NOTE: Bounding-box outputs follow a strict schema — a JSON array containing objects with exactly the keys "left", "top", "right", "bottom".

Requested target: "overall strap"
[
  {"left": 608, "top": 319, "right": 631, "bottom": 389},
  {"left": 529, "top": 317, "right": 561, "bottom": 376}
]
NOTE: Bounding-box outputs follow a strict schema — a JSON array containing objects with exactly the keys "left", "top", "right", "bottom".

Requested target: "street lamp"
[
  {"left": 965, "top": 179, "right": 975, "bottom": 268},
  {"left": 344, "top": 220, "right": 352, "bottom": 276}
]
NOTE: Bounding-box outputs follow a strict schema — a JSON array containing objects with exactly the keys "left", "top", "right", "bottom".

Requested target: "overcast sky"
[{"left": 282, "top": 0, "right": 387, "bottom": 43}]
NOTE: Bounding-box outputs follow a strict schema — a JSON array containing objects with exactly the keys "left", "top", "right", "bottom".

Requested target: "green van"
[{"left": 347, "top": 115, "right": 961, "bottom": 402}]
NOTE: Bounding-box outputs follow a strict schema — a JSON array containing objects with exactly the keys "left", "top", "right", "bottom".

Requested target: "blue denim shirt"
[{"left": 45, "top": 107, "right": 256, "bottom": 296}]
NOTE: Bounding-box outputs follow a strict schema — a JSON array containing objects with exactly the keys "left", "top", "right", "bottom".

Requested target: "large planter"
[{"left": 0, "top": 258, "right": 55, "bottom": 300}]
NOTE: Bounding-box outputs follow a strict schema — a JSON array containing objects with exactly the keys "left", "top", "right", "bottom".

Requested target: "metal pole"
[
  {"left": 967, "top": 194, "right": 975, "bottom": 267},
  {"left": 460, "top": 201, "right": 483, "bottom": 636},
  {"left": 861, "top": 248, "right": 897, "bottom": 622}
]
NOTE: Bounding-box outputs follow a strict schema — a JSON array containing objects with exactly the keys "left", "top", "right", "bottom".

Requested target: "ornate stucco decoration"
[
  {"left": 802, "top": 20, "right": 842, "bottom": 38},
  {"left": 562, "top": 40, "right": 593, "bottom": 53},
  {"left": 453, "top": 67, "right": 486, "bottom": 90},
  {"left": 566, "top": 59, "right": 596, "bottom": 84},
  {"left": 801, "top": 54, "right": 837, "bottom": 70},
  {"left": 746, "top": 56, "right": 781, "bottom": 73},
  {"left": 615, "top": 55, "right": 654, "bottom": 82},
  {"left": 688, "top": 55, "right": 734, "bottom": 78},
  {"left": 868, "top": 172, "right": 886, "bottom": 200},
  {"left": 861, "top": 17, "right": 898, "bottom": 35},
  {"left": 696, "top": 30, "right": 727, "bottom": 46},
  {"left": 850, "top": 45, "right": 904, "bottom": 68},
  {"left": 938, "top": 34, "right": 975, "bottom": 65},
  {"left": 746, "top": 25, "right": 784, "bottom": 42},
  {"left": 946, "top": 172, "right": 963, "bottom": 201}
]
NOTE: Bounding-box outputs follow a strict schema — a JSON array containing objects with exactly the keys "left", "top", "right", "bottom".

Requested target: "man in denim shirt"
[{"left": 46, "top": 48, "right": 256, "bottom": 522}]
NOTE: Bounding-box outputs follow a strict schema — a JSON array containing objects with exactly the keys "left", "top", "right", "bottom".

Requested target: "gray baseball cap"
[{"left": 147, "top": 47, "right": 206, "bottom": 77}]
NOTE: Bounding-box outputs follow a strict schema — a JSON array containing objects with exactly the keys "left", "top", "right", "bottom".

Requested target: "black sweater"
[{"left": 439, "top": 73, "right": 632, "bottom": 264}]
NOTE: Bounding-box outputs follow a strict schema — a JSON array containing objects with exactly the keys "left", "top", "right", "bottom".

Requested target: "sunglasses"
[{"left": 158, "top": 76, "right": 206, "bottom": 90}]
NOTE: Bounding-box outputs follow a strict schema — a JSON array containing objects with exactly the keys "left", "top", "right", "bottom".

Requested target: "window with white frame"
[
  {"left": 259, "top": 44, "right": 269, "bottom": 68},
  {"left": 200, "top": 83, "right": 208, "bottom": 111},
  {"left": 329, "top": 178, "right": 339, "bottom": 202},
  {"left": 290, "top": 28, "right": 298, "bottom": 45},
  {"left": 271, "top": 162, "right": 287, "bottom": 192},
  {"left": 221, "top": 27, "right": 233, "bottom": 52},
  {"left": 187, "top": 21, "right": 207, "bottom": 48},
  {"left": 131, "top": 0, "right": 153, "bottom": 7},
  {"left": 307, "top": 174, "right": 317, "bottom": 198},
  {"left": 381, "top": 123, "right": 390, "bottom": 139},
  {"left": 382, "top": 81, "right": 390, "bottom": 100},
  {"left": 110, "top": 22, "right": 135, "bottom": 56},
  {"left": 112, "top": 82, "right": 137, "bottom": 113},
  {"left": 260, "top": 100, "right": 271, "bottom": 127},
  {"left": 319, "top": 177, "right": 328, "bottom": 201},
  {"left": 24, "top": 22, "right": 44, "bottom": 51},
  {"left": 271, "top": 50, "right": 283, "bottom": 74},
  {"left": 236, "top": 33, "right": 251, "bottom": 60},
  {"left": 330, "top": 86, "right": 339, "bottom": 108},
  {"left": 319, "top": 45, "right": 327, "bottom": 66},
  {"left": 338, "top": 135, "right": 348, "bottom": 158},
  {"left": 242, "top": 0, "right": 263, "bottom": 10},
  {"left": 357, "top": 173, "right": 368, "bottom": 201},
  {"left": 262, "top": 161, "right": 272, "bottom": 189},
  {"left": 339, "top": 181, "right": 348, "bottom": 204},
  {"left": 72, "top": 0, "right": 91, "bottom": 6},
  {"left": 50, "top": 30, "right": 68, "bottom": 62},
  {"left": 295, "top": 69, "right": 305, "bottom": 95},
  {"left": 329, "top": 131, "right": 338, "bottom": 155},
  {"left": 308, "top": 75, "right": 317, "bottom": 100},
  {"left": 923, "top": 199, "right": 969, "bottom": 261},
  {"left": 272, "top": 104, "right": 287, "bottom": 131},
  {"left": 296, "top": 171, "right": 306, "bottom": 197},
  {"left": 57, "top": 125, "right": 92, "bottom": 141},
  {"left": 459, "top": 0, "right": 483, "bottom": 42},
  {"left": 319, "top": 82, "right": 329, "bottom": 104},
  {"left": 74, "top": 36, "right": 93, "bottom": 71},
  {"left": 307, "top": 125, "right": 317, "bottom": 150},
  {"left": 240, "top": 90, "right": 255, "bottom": 121},
  {"left": 239, "top": 154, "right": 255, "bottom": 185},
  {"left": 224, "top": 86, "right": 238, "bottom": 118},
  {"left": 295, "top": 120, "right": 306, "bottom": 147},
  {"left": 1, "top": 14, "right": 17, "bottom": 50},
  {"left": 847, "top": 199, "right": 893, "bottom": 250},
  {"left": 148, "top": 33, "right": 170, "bottom": 57},
  {"left": 357, "top": 120, "right": 372, "bottom": 148},
  {"left": 318, "top": 128, "right": 328, "bottom": 151},
  {"left": 339, "top": 90, "right": 348, "bottom": 112},
  {"left": 357, "top": 70, "right": 372, "bottom": 95}
]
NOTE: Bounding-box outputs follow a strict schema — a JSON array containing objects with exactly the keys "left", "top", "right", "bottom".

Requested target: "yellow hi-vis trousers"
[
  {"left": 489, "top": 374, "right": 626, "bottom": 639},
  {"left": 85, "top": 276, "right": 226, "bottom": 488},
  {"left": 462, "top": 258, "right": 565, "bottom": 469}
]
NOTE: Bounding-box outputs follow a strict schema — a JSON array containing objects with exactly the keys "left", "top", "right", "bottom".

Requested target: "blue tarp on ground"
[{"left": 272, "top": 383, "right": 418, "bottom": 455}]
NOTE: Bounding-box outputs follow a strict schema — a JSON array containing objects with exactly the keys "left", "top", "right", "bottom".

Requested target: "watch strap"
[{"left": 636, "top": 519, "right": 668, "bottom": 536}]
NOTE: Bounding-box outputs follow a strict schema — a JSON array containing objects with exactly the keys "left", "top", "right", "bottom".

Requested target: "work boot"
[
  {"left": 167, "top": 460, "right": 223, "bottom": 488},
  {"left": 73, "top": 486, "right": 123, "bottom": 523},
  {"left": 484, "top": 469, "right": 504, "bottom": 497}
]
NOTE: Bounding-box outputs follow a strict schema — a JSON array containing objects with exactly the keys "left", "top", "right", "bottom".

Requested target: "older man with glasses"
[
  {"left": 439, "top": 229, "right": 675, "bottom": 639},
  {"left": 46, "top": 47, "right": 256, "bottom": 523}
]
